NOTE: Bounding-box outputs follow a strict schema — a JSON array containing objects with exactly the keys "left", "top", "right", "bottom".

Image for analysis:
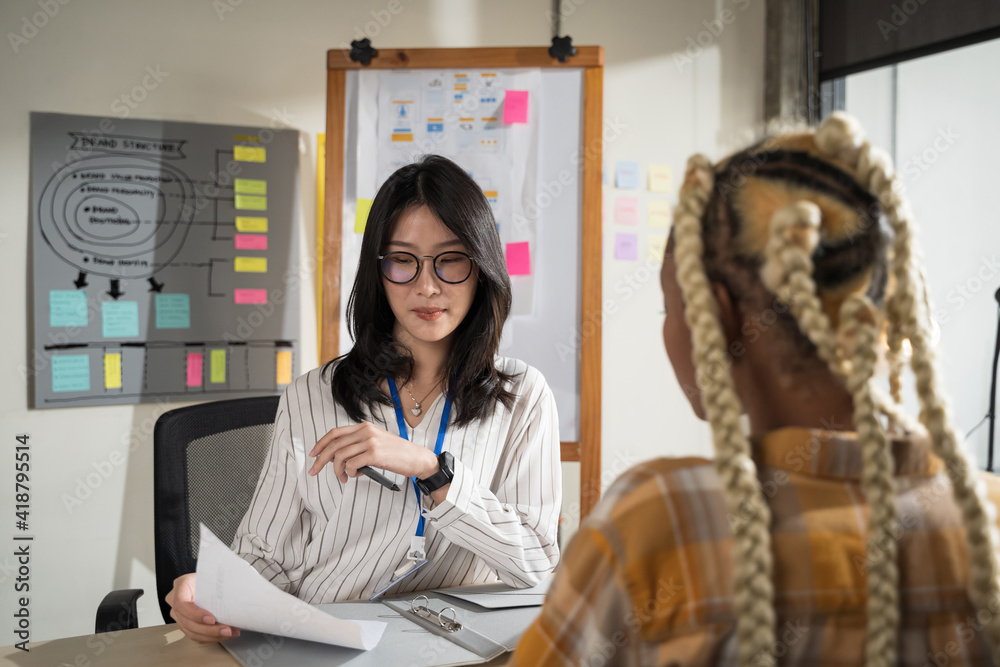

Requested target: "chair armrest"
[{"left": 95, "top": 588, "right": 144, "bottom": 633}]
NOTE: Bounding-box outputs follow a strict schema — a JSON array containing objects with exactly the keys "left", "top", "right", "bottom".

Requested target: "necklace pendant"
[{"left": 411, "top": 406, "right": 422, "bottom": 416}]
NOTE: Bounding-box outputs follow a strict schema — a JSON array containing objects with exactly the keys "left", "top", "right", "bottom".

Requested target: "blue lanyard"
[{"left": 387, "top": 376, "right": 452, "bottom": 537}]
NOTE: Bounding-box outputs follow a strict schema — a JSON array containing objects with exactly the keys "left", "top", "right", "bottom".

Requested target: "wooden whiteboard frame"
[{"left": 322, "top": 46, "right": 604, "bottom": 518}]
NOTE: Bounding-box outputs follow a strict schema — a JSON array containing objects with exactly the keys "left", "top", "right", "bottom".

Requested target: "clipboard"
[{"left": 221, "top": 591, "right": 542, "bottom": 667}]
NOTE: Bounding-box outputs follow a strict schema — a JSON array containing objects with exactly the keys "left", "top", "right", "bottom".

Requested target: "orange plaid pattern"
[{"left": 515, "top": 427, "right": 1000, "bottom": 666}]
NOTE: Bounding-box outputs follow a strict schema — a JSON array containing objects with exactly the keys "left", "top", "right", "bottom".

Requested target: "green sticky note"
[
  {"left": 235, "top": 194, "right": 267, "bottom": 211},
  {"left": 210, "top": 349, "right": 227, "bottom": 384},
  {"left": 354, "top": 198, "right": 374, "bottom": 234},
  {"left": 102, "top": 301, "right": 139, "bottom": 338},
  {"left": 52, "top": 355, "right": 90, "bottom": 392},
  {"left": 50, "top": 290, "right": 88, "bottom": 327},
  {"left": 155, "top": 294, "right": 191, "bottom": 329},
  {"left": 234, "top": 178, "right": 267, "bottom": 195}
]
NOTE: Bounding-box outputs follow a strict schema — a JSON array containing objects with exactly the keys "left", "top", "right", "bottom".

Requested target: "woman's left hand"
[{"left": 308, "top": 422, "right": 438, "bottom": 483}]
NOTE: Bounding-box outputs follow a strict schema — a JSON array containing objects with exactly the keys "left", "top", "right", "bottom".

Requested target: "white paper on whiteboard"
[{"left": 193, "top": 524, "right": 386, "bottom": 650}]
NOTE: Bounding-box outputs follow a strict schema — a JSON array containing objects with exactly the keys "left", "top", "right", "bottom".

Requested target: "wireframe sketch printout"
[
  {"left": 195, "top": 524, "right": 386, "bottom": 650},
  {"left": 29, "top": 112, "right": 300, "bottom": 408}
]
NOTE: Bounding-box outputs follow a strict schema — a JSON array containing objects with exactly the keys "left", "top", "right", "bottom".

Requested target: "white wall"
[
  {"left": 0, "top": 0, "right": 765, "bottom": 642},
  {"left": 845, "top": 38, "right": 1000, "bottom": 469}
]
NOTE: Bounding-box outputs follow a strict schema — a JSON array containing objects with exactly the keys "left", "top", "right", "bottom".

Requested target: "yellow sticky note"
[
  {"left": 648, "top": 234, "right": 668, "bottom": 263},
  {"left": 234, "top": 178, "right": 267, "bottom": 195},
  {"left": 210, "top": 349, "right": 227, "bottom": 384},
  {"left": 648, "top": 164, "right": 673, "bottom": 194},
  {"left": 104, "top": 353, "right": 122, "bottom": 389},
  {"left": 234, "top": 146, "right": 266, "bottom": 162},
  {"left": 354, "top": 198, "right": 374, "bottom": 234},
  {"left": 235, "top": 194, "right": 267, "bottom": 210},
  {"left": 234, "top": 257, "right": 268, "bottom": 273},
  {"left": 648, "top": 200, "right": 672, "bottom": 229},
  {"left": 235, "top": 216, "right": 268, "bottom": 233},
  {"left": 276, "top": 350, "right": 293, "bottom": 385}
]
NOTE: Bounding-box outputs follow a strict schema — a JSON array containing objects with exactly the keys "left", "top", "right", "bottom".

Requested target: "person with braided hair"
[{"left": 513, "top": 113, "right": 1000, "bottom": 666}]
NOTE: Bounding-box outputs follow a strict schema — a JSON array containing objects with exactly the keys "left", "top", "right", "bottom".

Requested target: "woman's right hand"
[{"left": 164, "top": 572, "right": 241, "bottom": 643}]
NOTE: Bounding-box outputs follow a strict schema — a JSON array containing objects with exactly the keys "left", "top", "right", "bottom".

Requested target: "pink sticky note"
[
  {"left": 614, "top": 233, "right": 638, "bottom": 261},
  {"left": 234, "top": 288, "right": 268, "bottom": 304},
  {"left": 505, "top": 241, "right": 531, "bottom": 275},
  {"left": 615, "top": 196, "right": 639, "bottom": 225},
  {"left": 503, "top": 90, "right": 529, "bottom": 124},
  {"left": 186, "top": 353, "right": 203, "bottom": 387},
  {"left": 235, "top": 234, "right": 268, "bottom": 250}
]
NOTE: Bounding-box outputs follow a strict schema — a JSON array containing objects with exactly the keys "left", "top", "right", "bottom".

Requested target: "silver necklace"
[{"left": 403, "top": 380, "right": 441, "bottom": 417}]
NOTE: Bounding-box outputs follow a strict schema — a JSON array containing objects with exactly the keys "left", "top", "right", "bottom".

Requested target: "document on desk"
[
  {"left": 433, "top": 577, "right": 553, "bottom": 608},
  {"left": 194, "top": 524, "right": 386, "bottom": 650}
]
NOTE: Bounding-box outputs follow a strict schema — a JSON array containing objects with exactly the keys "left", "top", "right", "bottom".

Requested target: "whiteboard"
[{"left": 339, "top": 69, "right": 583, "bottom": 440}]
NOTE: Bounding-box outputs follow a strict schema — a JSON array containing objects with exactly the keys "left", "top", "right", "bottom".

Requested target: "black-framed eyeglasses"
[{"left": 377, "top": 251, "right": 474, "bottom": 284}]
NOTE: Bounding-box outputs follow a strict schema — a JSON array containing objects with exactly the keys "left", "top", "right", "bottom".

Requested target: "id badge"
[
  {"left": 369, "top": 557, "right": 428, "bottom": 601},
  {"left": 407, "top": 535, "right": 426, "bottom": 562}
]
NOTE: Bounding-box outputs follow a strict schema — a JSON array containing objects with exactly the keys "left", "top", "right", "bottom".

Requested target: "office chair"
[{"left": 95, "top": 395, "right": 280, "bottom": 633}]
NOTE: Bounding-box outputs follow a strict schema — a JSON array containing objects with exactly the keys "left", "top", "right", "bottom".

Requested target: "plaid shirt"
[{"left": 514, "top": 427, "right": 1000, "bottom": 666}]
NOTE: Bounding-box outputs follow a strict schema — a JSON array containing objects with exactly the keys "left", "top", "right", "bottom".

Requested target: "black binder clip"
[
  {"left": 350, "top": 38, "right": 378, "bottom": 67},
  {"left": 549, "top": 35, "right": 576, "bottom": 63}
]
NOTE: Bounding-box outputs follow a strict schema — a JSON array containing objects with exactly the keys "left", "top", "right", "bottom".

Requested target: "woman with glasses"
[{"left": 165, "top": 155, "right": 561, "bottom": 643}]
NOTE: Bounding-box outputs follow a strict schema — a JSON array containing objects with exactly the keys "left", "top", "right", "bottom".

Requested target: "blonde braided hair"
[
  {"left": 817, "top": 112, "right": 1000, "bottom": 663},
  {"left": 673, "top": 155, "right": 777, "bottom": 667},
  {"left": 673, "top": 111, "right": 1000, "bottom": 664}
]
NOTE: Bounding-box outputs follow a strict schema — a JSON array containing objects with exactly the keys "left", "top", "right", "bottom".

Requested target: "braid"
[
  {"left": 817, "top": 111, "right": 1000, "bottom": 663},
  {"left": 760, "top": 200, "right": 900, "bottom": 662},
  {"left": 839, "top": 296, "right": 899, "bottom": 667},
  {"left": 673, "top": 155, "right": 776, "bottom": 667}
]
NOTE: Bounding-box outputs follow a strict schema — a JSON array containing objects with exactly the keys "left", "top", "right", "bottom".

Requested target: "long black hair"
[{"left": 329, "top": 155, "right": 516, "bottom": 427}]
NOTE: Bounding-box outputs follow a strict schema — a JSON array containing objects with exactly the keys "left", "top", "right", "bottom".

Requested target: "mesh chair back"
[{"left": 153, "top": 395, "right": 279, "bottom": 624}]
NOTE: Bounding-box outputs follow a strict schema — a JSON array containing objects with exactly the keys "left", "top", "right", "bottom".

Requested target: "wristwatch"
[{"left": 416, "top": 451, "right": 454, "bottom": 494}]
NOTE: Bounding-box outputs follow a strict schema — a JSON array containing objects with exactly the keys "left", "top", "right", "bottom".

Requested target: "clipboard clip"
[{"left": 409, "top": 595, "right": 462, "bottom": 633}]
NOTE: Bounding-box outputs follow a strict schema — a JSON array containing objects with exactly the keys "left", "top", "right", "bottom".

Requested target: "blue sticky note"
[
  {"left": 616, "top": 160, "right": 640, "bottom": 189},
  {"left": 102, "top": 301, "right": 139, "bottom": 338},
  {"left": 52, "top": 355, "right": 90, "bottom": 392},
  {"left": 155, "top": 294, "right": 191, "bottom": 329},
  {"left": 50, "top": 290, "right": 89, "bottom": 327}
]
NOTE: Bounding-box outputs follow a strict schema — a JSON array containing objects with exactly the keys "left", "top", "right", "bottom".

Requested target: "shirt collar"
[{"left": 750, "top": 426, "right": 942, "bottom": 480}]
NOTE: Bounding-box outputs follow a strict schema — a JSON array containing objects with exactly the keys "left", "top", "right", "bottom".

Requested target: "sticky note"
[
  {"left": 234, "top": 234, "right": 268, "bottom": 250},
  {"left": 503, "top": 90, "right": 529, "bottom": 124},
  {"left": 505, "top": 241, "right": 531, "bottom": 276},
  {"left": 234, "top": 288, "right": 268, "bottom": 304},
  {"left": 615, "top": 161, "right": 640, "bottom": 189},
  {"left": 648, "top": 200, "right": 672, "bottom": 229},
  {"left": 155, "top": 294, "right": 191, "bottom": 329},
  {"left": 104, "top": 353, "right": 122, "bottom": 389},
  {"left": 50, "top": 290, "right": 88, "bottom": 327},
  {"left": 276, "top": 350, "right": 293, "bottom": 385},
  {"left": 235, "top": 194, "right": 267, "bottom": 210},
  {"left": 234, "top": 178, "right": 267, "bottom": 195},
  {"left": 186, "top": 353, "right": 203, "bottom": 387},
  {"left": 102, "top": 301, "right": 139, "bottom": 338},
  {"left": 234, "top": 146, "right": 266, "bottom": 162},
  {"left": 235, "top": 217, "right": 268, "bottom": 233},
  {"left": 615, "top": 197, "right": 639, "bottom": 225},
  {"left": 354, "top": 198, "right": 374, "bottom": 234},
  {"left": 52, "top": 355, "right": 90, "bottom": 392},
  {"left": 648, "top": 164, "right": 673, "bottom": 193},
  {"left": 614, "top": 233, "right": 638, "bottom": 261},
  {"left": 210, "top": 349, "right": 227, "bottom": 384},
  {"left": 234, "top": 257, "right": 268, "bottom": 273},
  {"left": 648, "top": 234, "right": 668, "bottom": 263}
]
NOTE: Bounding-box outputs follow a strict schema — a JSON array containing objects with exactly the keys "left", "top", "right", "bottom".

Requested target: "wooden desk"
[{"left": 0, "top": 624, "right": 512, "bottom": 666}]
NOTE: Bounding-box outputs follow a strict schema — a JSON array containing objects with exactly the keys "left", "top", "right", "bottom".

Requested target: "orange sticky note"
[
  {"left": 276, "top": 350, "right": 293, "bottom": 385},
  {"left": 505, "top": 241, "right": 531, "bottom": 276}
]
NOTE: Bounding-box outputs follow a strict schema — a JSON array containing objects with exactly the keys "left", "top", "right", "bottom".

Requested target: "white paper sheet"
[
  {"left": 433, "top": 577, "right": 552, "bottom": 609},
  {"left": 193, "top": 524, "right": 386, "bottom": 650}
]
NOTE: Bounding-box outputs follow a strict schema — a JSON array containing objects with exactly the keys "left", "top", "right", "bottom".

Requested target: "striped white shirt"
[{"left": 231, "top": 356, "right": 562, "bottom": 603}]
